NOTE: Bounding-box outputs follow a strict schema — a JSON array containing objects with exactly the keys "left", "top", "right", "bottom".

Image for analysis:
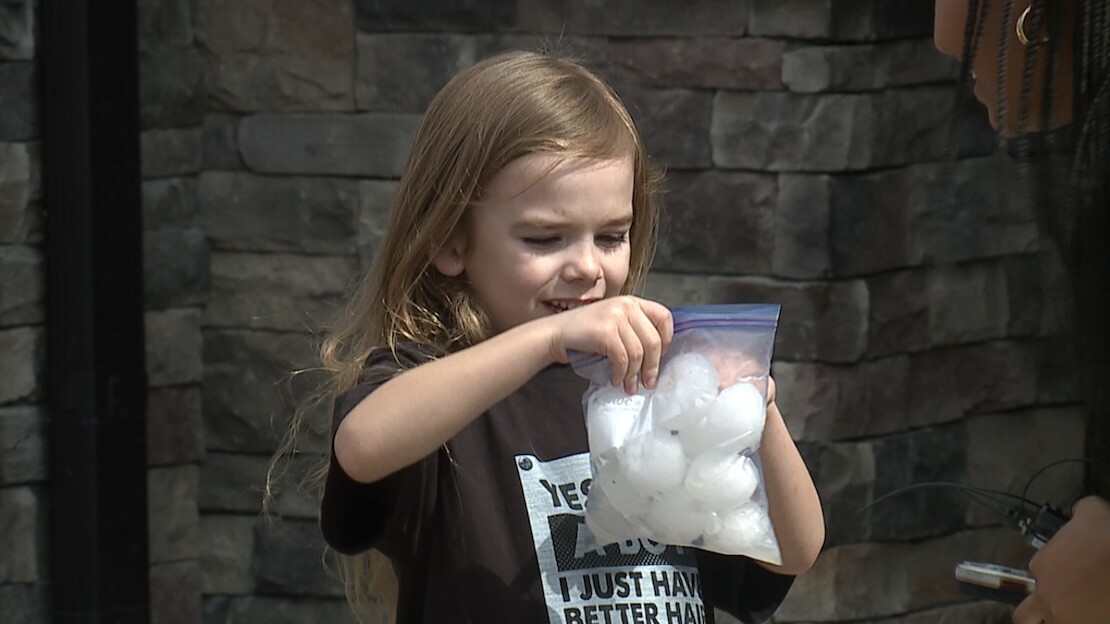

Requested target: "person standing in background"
[{"left": 933, "top": 1, "right": 1110, "bottom": 622}]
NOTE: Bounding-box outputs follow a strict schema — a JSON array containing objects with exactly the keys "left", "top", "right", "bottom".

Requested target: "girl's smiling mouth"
[{"left": 545, "top": 299, "right": 597, "bottom": 313}]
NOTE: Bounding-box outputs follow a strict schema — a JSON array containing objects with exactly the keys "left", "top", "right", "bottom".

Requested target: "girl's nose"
[{"left": 562, "top": 242, "right": 602, "bottom": 283}]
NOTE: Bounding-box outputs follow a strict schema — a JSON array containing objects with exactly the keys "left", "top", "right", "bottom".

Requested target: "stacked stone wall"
[{"left": 0, "top": 1, "right": 1085, "bottom": 623}]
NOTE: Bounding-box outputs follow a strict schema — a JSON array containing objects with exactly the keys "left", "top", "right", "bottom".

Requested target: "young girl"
[{"left": 314, "top": 50, "right": 824, "bottom": 623}]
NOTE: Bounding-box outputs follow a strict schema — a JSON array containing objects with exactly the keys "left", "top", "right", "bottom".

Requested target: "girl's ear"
[{"left": 432, "top": 229, "right": 467, "bottom": 277}]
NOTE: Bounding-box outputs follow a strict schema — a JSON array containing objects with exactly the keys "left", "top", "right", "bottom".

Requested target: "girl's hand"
[{"left": 543, "top": 296, "right": 673, "bottom": 393}]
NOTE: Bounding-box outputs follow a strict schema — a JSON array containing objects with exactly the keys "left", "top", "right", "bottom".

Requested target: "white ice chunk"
[
  {"left": 644, "top": 489, "right": 705, "bottom": 545},
  {"left": 593, "top": 460, "right": 651, "bottom": 517},
  {"left": 620, "top": 431, "right": 687, "bottom": 498},
  {"left": 587, "top": 386, "right": 650, "bottom": 457},
  {"left": 703, "top": 502, "right": 782, "bottom": 565},
  {"left": 701, "top": 382, "right": 766, "bottom": 454},
  {"left": 683, "top": 451, "right": 759, "bottom": 508},
  {"left": 586, "top": 482, "right": 646, "bottom": 545},
  {"left": 652, "top": 352, "right": 719, "bottom": 430},
  {"left": 675, "top": 417, "right": 714, "bottom": 457}
]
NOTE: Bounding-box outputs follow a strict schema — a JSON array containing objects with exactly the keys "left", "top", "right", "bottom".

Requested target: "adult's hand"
[{"left": 1012, "top": 496, "right": 1110, "bottom": 624}]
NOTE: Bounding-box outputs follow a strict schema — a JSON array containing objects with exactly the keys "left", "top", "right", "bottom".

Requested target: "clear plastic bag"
[{"left": 571, "top": 304, "right": 783, "bottom": 565}]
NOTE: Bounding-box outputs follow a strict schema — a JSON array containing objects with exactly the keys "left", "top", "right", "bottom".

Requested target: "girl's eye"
[
  {"left": 523, "top": 236, "right": 559, "bottom": 247},
  {"left": 597, "top": 233, "right": 629, "bottom": 247}
]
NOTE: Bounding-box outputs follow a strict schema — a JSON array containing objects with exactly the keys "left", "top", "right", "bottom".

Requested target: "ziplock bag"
[{"left": 570, "top": 304, "right": 782, "bottom": 565}]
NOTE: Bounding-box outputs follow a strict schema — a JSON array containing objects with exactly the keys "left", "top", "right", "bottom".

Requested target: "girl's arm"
[
  {"left": 335, "top": 296, "right": 673, "bottom": 484},
  {"left": 756, "top": 379, "right": 825, "bottom": 575}
]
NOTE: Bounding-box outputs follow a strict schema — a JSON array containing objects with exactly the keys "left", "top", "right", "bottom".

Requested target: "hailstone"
[
  {"left": 587, "top": 385, "right": 650, "bottom": 458},
  {"left": 703, "top": 502, "right": 782, "bottom": 565},
  {"left": 643, "top": 489, "right": 705, "bottom": 545},
  {"left": 621, "top": 431, "right": 687, "bottom": 498},
  {"left": 683, "top": 451, "right": 759, "bottom": 508},
  {"left": 701, "top": 382, "right": 766, "bottom": 454},
  {"left": 652, "top": 352, "right": 719, "bottom": 430},
  {"left": 592, "top": 460, "right": 651, "bottom": 517},
  {"left": 586, "top": 482, "right": 646, "bottom": 545}
]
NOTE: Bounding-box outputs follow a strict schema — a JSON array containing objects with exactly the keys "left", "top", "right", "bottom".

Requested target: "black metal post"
[{"left": 39, "top": 1, "right": 149, "bottom": 622}]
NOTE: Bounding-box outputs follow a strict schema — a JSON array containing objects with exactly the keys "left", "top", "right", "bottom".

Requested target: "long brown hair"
[{"left": 270, "top": 50, "right": 664, "bottom": 622}]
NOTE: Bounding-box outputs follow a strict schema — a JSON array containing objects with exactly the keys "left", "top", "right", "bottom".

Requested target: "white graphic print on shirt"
[{"left": 516, "top": 453, "right": 707, "bottom": 624}]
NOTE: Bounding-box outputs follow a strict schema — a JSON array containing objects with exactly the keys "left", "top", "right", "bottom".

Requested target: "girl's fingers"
[
  {"left": 628, "top": 306, "right": 664, "bottom": 388},
  {"left": 617, "top": 321, "right": 644, "bottom": 393}
]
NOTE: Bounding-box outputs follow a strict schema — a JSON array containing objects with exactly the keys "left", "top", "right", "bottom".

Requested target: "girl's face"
[
  {"left": 436, "top": 153, "right": 634, "bottom": 333},
  {"left": 933, "top": 0, "right": 1075, "bottom": 135}
]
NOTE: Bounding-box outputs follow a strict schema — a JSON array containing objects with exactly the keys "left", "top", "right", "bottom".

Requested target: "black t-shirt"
[{"left": 321, "top": 343, "right": 795, "bottom": 624}]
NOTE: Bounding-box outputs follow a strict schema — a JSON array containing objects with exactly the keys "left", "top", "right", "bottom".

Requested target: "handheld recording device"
[{"left": 954, "top": 561, "right": 1036, "bottom": 605}]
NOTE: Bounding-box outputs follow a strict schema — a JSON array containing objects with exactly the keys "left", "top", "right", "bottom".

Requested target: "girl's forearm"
[
  {"left": 756, "top": 403, "right": 825, "bottom": 575},
  {"left": 334, "top": 321, "right": 556, "bottom": 484}
]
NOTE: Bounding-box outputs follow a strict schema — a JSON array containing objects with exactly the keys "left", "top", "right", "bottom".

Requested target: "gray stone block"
[
  {"left": 0, "top": 141, "right": 40, "bottom": 244},
  {"left": 239, "top": 113, "right": 419, "bottom": 177},
  {"left": 253, "top": 518, "right": 344, "bottom": 597},
  {"left": 206, "top": 595, "right": 358, "bottom": 624},
  {"left": 355, "top": 33, "right": 609, "bottom": 112},
  {"left": 776, "top": 528, "right": 1032, "bottom": 621},
  {"left": 830, "top": 156, "right": 1039, "bottom": 276},
  {"left": 712, "top": 87, "right": 957, "bottom": 172},
  {"left": 0, "top": 1, "right": 34, "bottom": 60},
  {"left": 143, "top": 177, "right": 198, "bottom": 230},
  {"left": 140, "top": 46, "right": 206, "bottom": 130},
  {"left": 0, "top": 245, "right": 42, "bottom": 326},
  {"left": 0, "top": 326, "right": 41, "bottom": 404},
  {"left": 518, "top": 0, "right": 749, "bottom": 36},
  {"left": 907, "top": 341, "right": 1038, "bottom": 429},
  {"left": 148, "top": 464, "right": 199, "bottom": 563},
  {"left": 749, "top": 0, "right": 933, "bottom": 41},
  {"left": 0, "top": 486, "right": 39, "bottom": 582},
  {"left": 1035, "top": 336, "right": 1081, "bottom": 406},
  {"left": 0, "top": 405, "right": 44, "bottom": 484},
  {"left": 654, "top": 170, "right": 775, "bottom": 275},
  {"left": 358, "top": 179, "right": 398, "bottom": 268},
  {"left": 199, "top": 452, "right": 318, "bottom": 518},
  {"left": 912, "top": 158, "right": 1039, "bottom": 265},
  {"left": 145, "top": 308, "right": 203, "bottom": 387},
  {"left": 204, "top": 251, "right": 357, "bottom": 332},
  {"left": 803, "top": 423, "right": 967, "bottom": 546},
  {"left": 926, "top": 261, "right": 1009, "bottom": 346},
  {"left": 609, "top": 38, "right": 783, "bottom": 90},
  {"left": 196, "top": 0, "right": 354, "bottom": 112},
  {"left": 199, "top": 514, "right": 256, "bottom": 594},
  {"left": 644, "top": 273, "right": 868, "bottom": 363},
  {"left": 147, "top": 386, "right": 204, "bottom": 466},
  {"left": 151, "top": 560, "right": 202, "bottom": 624},
  {"left": 144, "top": 226, "right": 210, "bottom": 310},
  {"left": 0, "top": 62, "right": 35, "bottom": 140},
  {"left": 965, "top": 407, "right": 1086, "bottom": 525},
  {"left": 355, "top": 0, "right": 515, "bottom": 31},
  {"left": 868, "top": 424, "right": 968, "bottom": 542},
  {"left": 865, "top": 268, "right": 929, "bottom": 358},
  {"left": 0, "top": 583, "right": 48, "bottom": 624},
  {"left": 643, "top": 272, "right": 865, "bottom": 359},
  {"left": 783, "top": 39, "right": 959, "bottom": 93},
  {"left": 356, "top": 33, "right": 476, "bottom": 112},
  {"left": 773, "top": 356, "right": 910, "bottom": 442},
  {"left": 773, "top": 174, "right": 830, "bottom": 279},
  {"left": 796, "top": 440, "right": 875, "bottom": 546},
  {"left": 202, "top": 114, "right": 244, "bottom": 170},
  {"left": 201, "top": 329, "right": 328, "bottom": 454},
  {"left": 138, "top": 0, "right": 193, "bottom": 52},
  {"left": 1004, "top": 250, "right": 1070, "bottom": 338},
  {"left": 142, "top": 128, "right": 202, "bottom": 179},
  {"left": 199, "top": 172, "right": 359, "bottom": 254},
  {"left": 615, "top": 85, "right": 712, "bottom": 169}
]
